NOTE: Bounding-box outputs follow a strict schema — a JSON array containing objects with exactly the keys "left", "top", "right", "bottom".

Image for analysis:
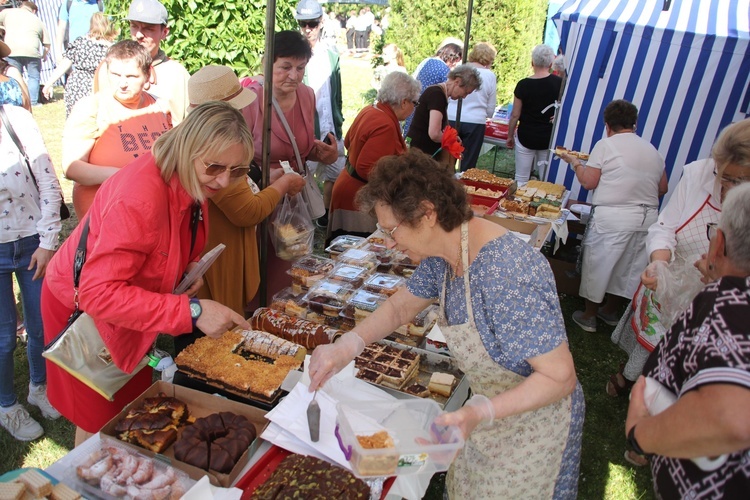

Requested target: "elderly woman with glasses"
[
  {"left": 327, "top": 71, "right": 421, "bottom": 241},
  {"left": 41, "top": 102, "right": 252, "bottom": 445},
  {"left": 406, "top": 64, "right": 481, "bottom": 169},
  {"left": 625, "top": 182, "right": 750, "bottom": 499},
  {"left": 62, "top": 40, "right": 172, "bottom": 219},
  {"left": 309, "top": 149, "right": 584, "bottom": 499}
]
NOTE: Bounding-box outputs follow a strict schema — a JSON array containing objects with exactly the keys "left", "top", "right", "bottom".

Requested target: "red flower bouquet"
[{"left": 433, "top": 125, "right": 464, "bottom": 160}]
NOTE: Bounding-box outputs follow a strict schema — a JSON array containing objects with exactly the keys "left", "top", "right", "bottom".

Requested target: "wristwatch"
[
  {"left": 627, "top": 426, "right": 653, "bottom": 458},
  {"left": 189, "top": 298, "right": 202, "bottom": 328}
]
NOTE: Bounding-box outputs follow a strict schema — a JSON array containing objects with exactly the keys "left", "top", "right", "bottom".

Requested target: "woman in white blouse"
[{"left": 0, "top": 105, "right": 63, "bottom": 442}]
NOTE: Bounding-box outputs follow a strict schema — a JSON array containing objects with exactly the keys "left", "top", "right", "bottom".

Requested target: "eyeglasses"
[
  {"left": 199, "top": 159, "right": 250, "bottom": 178},
  {"left": 411, "top": 100, "right": 419, "bottom": 107},
  {"left": 298, "top": 20, "right": 320, "bottom": 29},
  {"left": 720, "top": 174, "right": 750, "bottom": 188},
  {"left": 376, "top": 222, "right": 400, "bottom": 240},
  {"left": 706, "top": 222, "right": 718, "bottom": 242}
]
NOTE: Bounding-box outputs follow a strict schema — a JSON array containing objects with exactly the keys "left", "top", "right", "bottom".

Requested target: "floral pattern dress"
[
  {"left": 408, "top": 227, "right": 584, "bottom": 498},
  {"left": 0, "top": 76, "right": 24, "bottom": 108},
  {"left": 63, "top": 36, "right": 111, "bottom": 116}
]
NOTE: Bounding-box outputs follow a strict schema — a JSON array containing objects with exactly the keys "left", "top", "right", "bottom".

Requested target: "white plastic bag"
[
  {"left": 653, "top": 255, "right": 705, "bottom": 328},
  {"left": 269, "top": 193, "right": 315, "bottom": 260}
]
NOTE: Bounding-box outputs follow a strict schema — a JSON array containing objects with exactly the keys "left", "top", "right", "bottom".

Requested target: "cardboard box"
[
  {"left": 100, "top": 381, "right": 269, "bottom": 487},
  {"left": 483, "top": 215, "right": 552, "bottom": 250},
  {"left": 547, "top": 256, "right": 581, "bottom": 297}
]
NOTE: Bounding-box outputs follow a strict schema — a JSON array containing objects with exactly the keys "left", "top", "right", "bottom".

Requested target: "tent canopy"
[{"left": 547, "top": 0, "right": 750, "bottom": 204}]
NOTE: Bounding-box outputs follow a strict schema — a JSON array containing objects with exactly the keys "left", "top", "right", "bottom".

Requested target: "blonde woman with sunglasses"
[{"left": 41, "top": 101, "right": 252, "bottom": 445}]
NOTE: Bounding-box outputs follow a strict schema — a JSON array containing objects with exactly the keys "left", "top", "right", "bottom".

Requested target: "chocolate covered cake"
[
  {"left": 173, "top": 411, "right": 256, "bottom": 473},
  {"left": 253, "top": 455, "right": 369, "bottom": 499}
]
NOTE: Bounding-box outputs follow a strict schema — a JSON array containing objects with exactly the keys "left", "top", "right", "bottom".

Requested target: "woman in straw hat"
[
  {"left": 185, "top": 65, "right": 305, "bottom": 320},
  {"left": 0, "top": 40, "right": 30, "bottom": 111}
]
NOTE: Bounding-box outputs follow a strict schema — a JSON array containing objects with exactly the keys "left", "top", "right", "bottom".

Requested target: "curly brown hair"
[
  {"left": 356, "top": 149, "right": 472, "bottom": 231},
  {"left": 603, "top": 99, "right": 638, "bottom": 132}
]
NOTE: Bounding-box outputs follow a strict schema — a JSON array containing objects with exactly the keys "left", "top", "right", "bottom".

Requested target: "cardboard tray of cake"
[
  {"left": 353, "top": 340, "right": 470, "bottom": 412},
  {"left": 99, "top": 380, "right": 270, "bottom": 487},
  {"left": 173, "top": 328, "right": 306, "bottom": 407}
]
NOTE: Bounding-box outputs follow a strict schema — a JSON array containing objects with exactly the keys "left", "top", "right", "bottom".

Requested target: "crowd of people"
[{"left": 0, "top": 0, "right": 748, "bottom": 498}]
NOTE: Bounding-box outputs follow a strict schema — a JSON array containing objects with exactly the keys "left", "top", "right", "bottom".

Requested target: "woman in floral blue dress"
[{"left": 309, "top": 149, "right": 584, "bottom": 498}]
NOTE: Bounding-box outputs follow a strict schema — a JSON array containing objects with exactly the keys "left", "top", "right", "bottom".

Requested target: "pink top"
[{"left": 241, "top": 78, "right": 316, "bottom": 173}]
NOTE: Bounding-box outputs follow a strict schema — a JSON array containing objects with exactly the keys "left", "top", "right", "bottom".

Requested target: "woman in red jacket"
[{"left": 41, "top": 101, "right": 252, "bottom": 445}]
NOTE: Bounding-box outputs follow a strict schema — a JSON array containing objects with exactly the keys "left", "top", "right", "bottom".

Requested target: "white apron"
[{"left": 442, "top": 223, "right": 572, "bottom": 498}]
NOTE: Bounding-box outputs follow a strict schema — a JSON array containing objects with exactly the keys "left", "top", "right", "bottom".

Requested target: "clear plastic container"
[
  {"left": 326, "top": 235, "right": 366, "bottom": 259},
  {"left": 335, "top": 399, "right": 464, "bottom": 478},
  {"left": 328, "top": 263, "right": 370, "bottom": 288},
  {"left": 337, "top": 248, "right": 379, "bottom": 270},
  {"left": 287, "top": 255, "right": 335, "bottom": 293},
  {"left": 341, "top": 289, "right": 388, "bottom": 321},
  {"left": 359, "top": 242, "right": 394, "bottom": 272},
  {"left": 390, "top": 253, "right": 419, "bottom": 278},
  {"left": 270, "top": 287, "right": 308, "bottom": 319},
  {"left": 302, "top": 280, "right": 353, "bottom": 318},
  {"left": 363, "top": 273, "right": 406, "bottom": 296}
]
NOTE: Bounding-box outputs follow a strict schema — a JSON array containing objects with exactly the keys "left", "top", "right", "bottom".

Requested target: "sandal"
[
  {"left": 624, "top": 449, "right": 649, "bottom": 467},
  {"left": 606, "top": 363, "right": 634, "bottom": 397}
]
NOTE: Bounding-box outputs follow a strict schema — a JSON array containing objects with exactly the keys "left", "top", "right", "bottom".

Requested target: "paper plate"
[{"left": 569, "top": 204, "right": 591, "bottom": 216}]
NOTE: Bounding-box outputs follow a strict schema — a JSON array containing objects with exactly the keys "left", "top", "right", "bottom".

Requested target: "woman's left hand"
[
  {"left": 433, "top": 405, "right": 484, "bottom": 440},
  {"left": 312, "top": 134, "right": 339, "bottom": 164},
  {"left": 183, "top": 262, "right": 204, "bottom": 297}
]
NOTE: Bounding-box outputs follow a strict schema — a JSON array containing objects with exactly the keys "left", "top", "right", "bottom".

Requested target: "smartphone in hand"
[{"left": 323, "top": 132, "right": 334, "bottom": 145}]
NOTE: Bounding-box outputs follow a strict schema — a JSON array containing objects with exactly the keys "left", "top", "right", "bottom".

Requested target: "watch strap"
[
  {"left": 189, "top": 298, "right": 201, "bottom": 328},
  {"left": 627, "top": 426, "right": 652, "bottom": 458}
]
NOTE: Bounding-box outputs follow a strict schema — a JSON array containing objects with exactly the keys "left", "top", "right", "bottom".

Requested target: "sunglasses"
[
  {"left": 200, "top": 159, "right": 250, "bottom": 178},
  {"left": 299, "top": 20, "right": 320, "bottom": 28}
]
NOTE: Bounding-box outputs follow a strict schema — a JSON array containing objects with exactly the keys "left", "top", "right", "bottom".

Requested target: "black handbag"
[{"left": 0, "top": 106, "right": 70, "bottom": 220}]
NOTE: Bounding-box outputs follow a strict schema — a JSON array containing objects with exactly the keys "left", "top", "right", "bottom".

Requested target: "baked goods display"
[
  {"left": 394, "top": 305, "right": 439, "bottom": 338},
  {"left": 175, "top": 330, "right": 303, "bottom": 400},
  {"left": 341, "top": 289, "right": 388, "bottom": 323},
  {"left": 357, "top": 242, "right": 393, "bottom": 272},
  {"left": 390, "top": 253, "right": 418, "bottom": 278},
  {"left": 274, "top": 223, "right": 313, "bottom": 260},
  {"left": 500, "top": 180, "right": 566, "bottom": 220},
  {"left": 288, "top": 255, "right": 334, "bottom": 294},
  {"left": 500, "top": 198, "right": 530, "bottom": 215},
  {"left": 464, "top": 184, "right": 504, "bottom": 199},
  {"left": 16, "top": 469, "right": 52, "bottom": 498},
  {"left": 462, "top": 168, "right": 515, "bottom": 187},
  {"left": 354, "top": 344, "right": 420, "bottom": 389},
  {"left": 75, "top": 443, "right": 189, "bottom": 498},
  {"left": 251, "top": 307, "right": 339, "bottom": 349},
  {"left": 302, "top": 280, "right": 353, "bottom": 324},
  {"left": 403, "top": 382, "right": 431, "bottom": 398},
  {"left": 173, "top": 411, "right": 257, "bottom": 473},
  {"left": 428, "top": 372, "right": 456, "bottom": 397},
  {"left": 0, "top": 473, "right": 81, "bottom": 500},
  {"left": 269, "top": 287, "right": 308, "bottom": 319},
  {"left": 554, "top": 145, "right": 589, "bottom": 161},
  {"left": 253, "top": 454, "right": 369, "bottom": 499},
  {"left": 363, "top": 273, "right": 406, "bottom": 296},
  {"left": 0, "top": 482, "right": 25, "bottom": 500},
  {"left": 114, "top": 394, "right": 189, "bottom": 453},
  {"left": 328, "top": 263, "right": 370, "bottom": 288},
  {"left": 325, "top": 234, "right": 366, "bottom": 259},
  {"left": 354, "top": 431, "right": 399, "bottom": 476},
  {"left": 337, "top": 248, "right": 378, "bottom": 270}
]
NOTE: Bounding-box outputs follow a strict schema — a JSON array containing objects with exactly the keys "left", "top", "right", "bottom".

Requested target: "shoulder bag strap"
[
  {"left": 271, "top": 97, "right": 308, "bottom": 177},
  {"left": 0, "top": 106, "right": 37, "bottom": 188},
  {"left": 72, "top": 219, "right": 91, "bottom": 311},
  {"left": 189, "top": 203, "right": 201, "bottom": 258}
]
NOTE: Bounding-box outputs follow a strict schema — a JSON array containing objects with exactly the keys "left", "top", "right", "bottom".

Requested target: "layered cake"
[
  {"left": 114, "top": 394, "right": 189, "bottom": 453},
  {"left": 288, "top": 255, "right": 334, "bottom": 294},
  {"left": 251, "top": 307, "right": 339, "bottom": 349},
  {"left": 253, "top": 454, "right": 369, "bottom": 498},
  {"left": 341, "top": 289, "right": 387, "bottom": 323},
  {"left": 354, "top": 344, "right": 420, "bottom": 389},
  {"left": 428, "top": 372, "right": 456, "bottom": 397},
  {"left": 363, "top": 273, "right": 405, "bottom": 297},
  {"left": 175, "top": 330, "right": 303, "bottom": 399},
  {"left": 173, "top": 411, "right": 256, "bottom": 473},
  {"left": 274, "top": 223, "right": 313, "bottom": 260},
  {"left": 354, "top": 430, "right": 399, "bottom": 476}
]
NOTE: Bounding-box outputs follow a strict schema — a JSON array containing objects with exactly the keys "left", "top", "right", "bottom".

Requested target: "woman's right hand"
[
  {"left": 641, "top": 252, "right": 671, "bottom": 290},
  {"left": 273, "top": 173, "right": 306, "bottom": 197},
  {"left": 308, "top": 331, "right": 365, "bottom": 391},
  {"left": 42, "top": 84, "right": 54, "bottom": 100},
  {"left": 195, "top": 300, "right": 251, "bottom": 338}
]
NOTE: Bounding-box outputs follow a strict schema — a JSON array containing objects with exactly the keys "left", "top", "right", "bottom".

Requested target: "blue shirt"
[{"left": 59, "top": 0, "right": 103, "bottom": 45}]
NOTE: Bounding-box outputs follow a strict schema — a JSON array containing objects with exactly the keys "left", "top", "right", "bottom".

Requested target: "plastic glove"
[
  {"left": 308, "top": 331, "right": 364, "bottom": 391},
  {"left": 641, "top": 260, "right": 668, "bottom": 291},
  {"left": 464, "top": 394, "right": 495, "bottom": 427}
]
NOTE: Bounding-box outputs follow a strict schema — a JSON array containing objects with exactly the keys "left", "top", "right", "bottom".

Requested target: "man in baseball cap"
[
  {"left": 96, "top": 0, "right": 190, "bottom": 124},
  {"left": 294, "top": 0, "right": 344, "bottom": 229}
]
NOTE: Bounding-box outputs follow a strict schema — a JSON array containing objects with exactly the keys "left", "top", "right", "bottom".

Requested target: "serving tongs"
[{"left": 306, "top": 390, "right": 320, "bottom": 442}]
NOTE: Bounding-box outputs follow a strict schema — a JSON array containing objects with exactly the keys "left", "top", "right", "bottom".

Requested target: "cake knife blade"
[{"left": 307, "top": 390, "right": 321, "bottom": 442}]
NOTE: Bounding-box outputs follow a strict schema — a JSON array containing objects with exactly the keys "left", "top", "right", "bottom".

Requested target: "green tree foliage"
[
  {"left": 104, "top": 0, "right": 298, "bottom": 75},
  {"left": 387, "top": 0, "right": 549, "bottom": 104}
]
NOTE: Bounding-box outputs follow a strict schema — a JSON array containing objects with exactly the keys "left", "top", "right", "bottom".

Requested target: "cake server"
[{"left": 307, "top": 390, "right": 321, "bottom": 442}]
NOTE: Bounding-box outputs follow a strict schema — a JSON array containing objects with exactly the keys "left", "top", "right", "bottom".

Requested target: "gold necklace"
[{"left": 452, "top": 231, "right": 462, "bottom": 277}]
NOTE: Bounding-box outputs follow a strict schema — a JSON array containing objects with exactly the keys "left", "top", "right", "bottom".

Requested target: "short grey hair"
[
  {"left": 531, "top": 44, "right": 555, "bottom": 68},
  {"left": 720, "top": 182, "right": 750, "bottom": 271},
  {"left": 448, "top": 64, "right": 481, "bottom": 92},
  {"left": 377, "top": 71, "right": 421, "bottom": 106}
]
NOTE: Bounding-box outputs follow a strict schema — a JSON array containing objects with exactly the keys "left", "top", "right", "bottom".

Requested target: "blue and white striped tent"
[{"left": 548, "top": 0, "right": 750, "bottom": 204}]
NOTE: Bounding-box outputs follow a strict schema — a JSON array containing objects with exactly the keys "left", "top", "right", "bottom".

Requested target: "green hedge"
[
  {"left": 387, "top": 0, "right": 549, "bottom": 105},
  {"left": 105, "top": 0, "right": 298, "bottom": 75}
]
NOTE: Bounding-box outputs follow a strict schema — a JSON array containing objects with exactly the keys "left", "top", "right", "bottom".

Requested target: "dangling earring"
[{"left": 708, "top": 263, "right": 714, "bottom": 271}]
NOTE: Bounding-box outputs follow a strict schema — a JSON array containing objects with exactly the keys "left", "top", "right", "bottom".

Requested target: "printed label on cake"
[
  {"left": 341, "top": 249, "right": 368, "bottom": 260},
  {"left": 398, "top": 453, "right": 428, "bottom": 467}
]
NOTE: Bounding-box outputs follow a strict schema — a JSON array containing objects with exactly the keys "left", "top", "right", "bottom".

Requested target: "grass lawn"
[{"left": 3, "top": 53, "right": 654, "bottom": 500}]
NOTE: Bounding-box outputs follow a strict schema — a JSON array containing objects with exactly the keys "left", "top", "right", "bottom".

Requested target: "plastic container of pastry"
[
  {"left": 340, "top": 289, "right": 388, "bottom": 321},
  {"left": 325, "top": 235, "right": 366, "bottom": 259},
  {"left": 287, "top": 254, "right": 335, "bottom": 294},
  {"left": 302, "top": 280, "right": 353, "bottom": 319},
  {"left": 358, "top": 242, "right": 394, "bottom": 272},
  {"left": 270, "top": 287, "right": 308, "bottom": 319},
  {"left": 335, "top": 399, "right": 464, "bottom": 478},
  {"left": 362, "top": 230, "right": 388, "bottom": 247},
  {"left": 337, "top": 248, "right": 379, "bottom": 270},
  {"left": 363, "top": 273, "right": 406, "bottom": 297},
  {"left": 67, "top": 435, "right": 195, "bottom": 500},
  {"left": 390, "top": 253, "right": 419, "bottom": 278},
  {"left": 327, "top": 263, "right": 371, "bottom": 288}
]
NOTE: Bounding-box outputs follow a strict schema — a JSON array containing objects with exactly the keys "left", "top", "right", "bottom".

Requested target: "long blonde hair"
[
  {"left": 152, "top": 101, "right": 254, "bottom": 202},
  {"left": 89, "top": 12, "right": 118, "bottom": 42}
]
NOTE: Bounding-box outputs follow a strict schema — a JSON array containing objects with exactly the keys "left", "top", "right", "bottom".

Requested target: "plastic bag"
[
  {"left": 653, "top": 255, "right": 705, "bottom": 328},
  {"left": 269, "top": 193, "right": 315, "bottom": 260}
]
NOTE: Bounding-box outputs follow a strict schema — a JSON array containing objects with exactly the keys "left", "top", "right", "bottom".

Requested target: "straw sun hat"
[{"left": 188, "top": 65, "right": 256, "bottom": 110}]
